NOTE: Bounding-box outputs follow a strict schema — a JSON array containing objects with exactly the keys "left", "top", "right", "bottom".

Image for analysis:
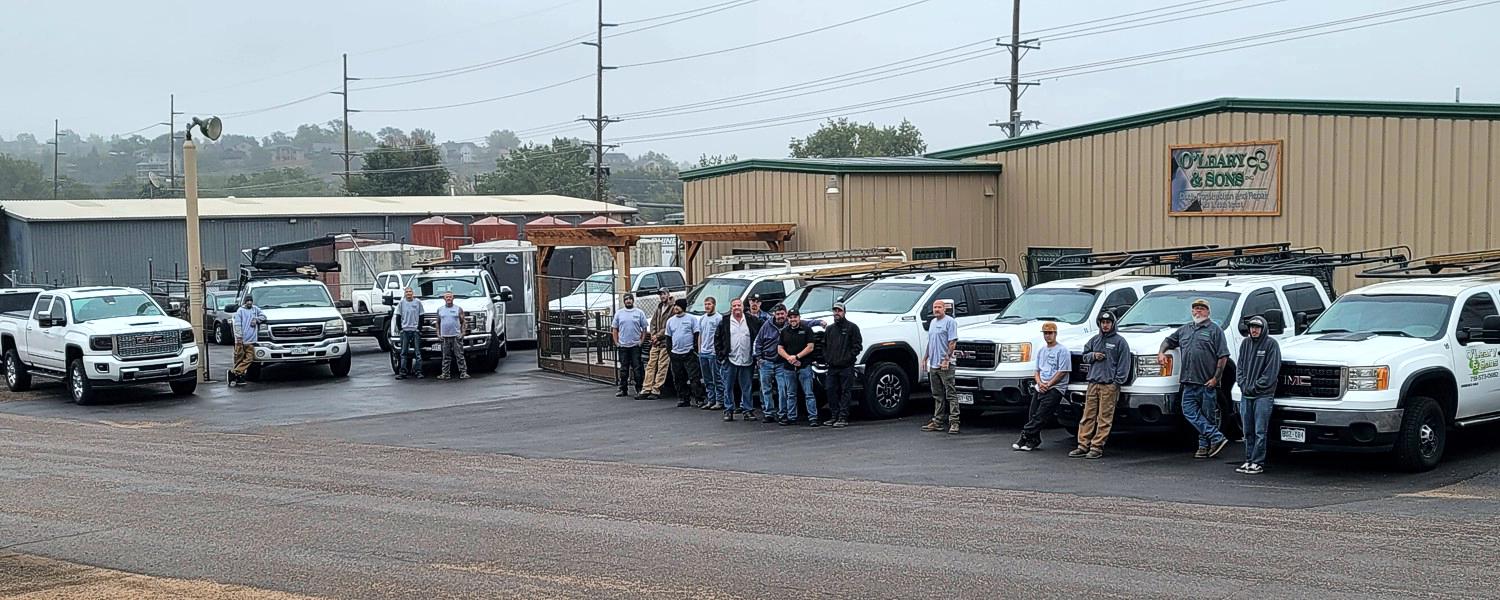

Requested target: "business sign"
[{"left": 1168, "top": 140, "right": 1282, "bottom": 216}]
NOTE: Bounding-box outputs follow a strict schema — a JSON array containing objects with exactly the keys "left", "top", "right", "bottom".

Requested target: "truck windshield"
[
  {"left": 253, "top": 285, "right": 334, "bottom": 309},
  {"left": 685, "top": 278, "right": 751, "bottom": 314},
  {"left": 70, "top": 294, "right": 164, "bottom": 323},
  {"left": 1306, "top": 294, "right": 1452, "bottom": 340},
  {"left": 842, "top": 282, "right": 928, "bottom": 314},
  {"left": 996, "top": 288, "right": 1099, "bottom": 324},
  {"left": 1118, "top": 291, "right": 1235, "bottom": 329},
  {"left": 413, "top": 276, "right": 485, "bottom": 299}
]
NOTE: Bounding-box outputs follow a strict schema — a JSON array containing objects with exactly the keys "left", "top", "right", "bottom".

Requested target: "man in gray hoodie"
[
  {"left": 1071, "top": 311, "right": 1131, "bottom": 459},
  {"left": 1234, "top": 315, "right": 1281, "bottom": 475}
]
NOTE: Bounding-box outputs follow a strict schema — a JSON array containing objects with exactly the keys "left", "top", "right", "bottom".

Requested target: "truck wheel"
[
  {"left": 169, "top": 378, "right": 198, "bottom": 396},
  {"left": 389, "top": 349, "right": 402, "bottom": 375},
  {"left": 1393, "top": 396, "right": 1445, "bottom": 472},
  {"left": 375, "top": 318, "right": 393, "bottom": 352},
  {"left": 213, "top": 323, "right": 228, "bottom": 345},
  {"left": 330, "top": 352, "right": 352, "bottom": 377},
  {"left": 861, "top": 362, "right": 909, "bottom": 420},
  {"left": 473, "top": 338, "right": 501, "bottom": 373},
  {"left": 68, "top": 358, "right": 97, "bottom": 405},
  {"left": 496, "top": 335, "right": 508, "bottom": 359},
  {"left": 4, "top": 348, "right": 32, "bottom": 392}
]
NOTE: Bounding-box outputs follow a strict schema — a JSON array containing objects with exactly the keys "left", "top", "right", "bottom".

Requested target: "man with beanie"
[
  {"left": 1235, "top": 315, "right": 1281, "bottom": 475},
  {"left": 637, "top": 288, "right": 674, "bottom": 400},
  {"left": 820, "top": 301, "right": 863, "bottom": 428},
  {"left": 1071, "top": 311, "right": 1131, "bottom": 459},
  {"left": 665, "top": 298, "right": 703, "bottom": 408},
  {"left": 1013, "top": 320, "right": 1069, "bottom": 452},
  {"left": 1160, "top": 298, "right": 1232, "bottom": 459}
]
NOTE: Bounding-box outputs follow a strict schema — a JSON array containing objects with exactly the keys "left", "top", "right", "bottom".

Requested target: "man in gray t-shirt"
[
  {"left": 920, "top": 299, "right": 962, "bottom": 435},
  {"left": 1159, "top": 297, "right": 1231, "bottom": 458},
  {"left": 436, "top": 291, "right": 468, "bottom": 380}
]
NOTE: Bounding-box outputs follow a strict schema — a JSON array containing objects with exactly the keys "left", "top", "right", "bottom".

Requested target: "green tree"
[
  {"left": 223, "top": 167, "right": 332, "bottom": 197},
  {"left": 0, "top": 154, "right": 49, "bottom": 199},
  {"left": 476, "top": 138, "right": 596, "bottom": 197},
  {"left": 486, "top": 129, "right": 521, "bottom": 151},
  {"left": 788, "top": 118, "right": 925, "bottom": 158},
  {"left": 350, "top": 130, "right": 448, "bottom": 196}
]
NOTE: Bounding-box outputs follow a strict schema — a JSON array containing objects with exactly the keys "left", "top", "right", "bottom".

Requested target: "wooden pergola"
[{"left": 524, "top": 223, "right": 796, "bottom": 380}]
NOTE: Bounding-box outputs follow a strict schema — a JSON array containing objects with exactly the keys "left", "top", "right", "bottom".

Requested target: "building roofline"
[
  {"left": 926, "top": 97, "right": 1500, "bottom": 159},
  {"left": 679, "top": 158, "right": 1001, "bottom": 181}
]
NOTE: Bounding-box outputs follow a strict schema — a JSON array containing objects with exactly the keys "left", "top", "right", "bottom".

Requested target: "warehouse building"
[
  {"left": 0, "top": 195, "right": 634, "bottom": 288},
  {"left": 682, "top": 98, "right": 1500, "bottom": 289}
]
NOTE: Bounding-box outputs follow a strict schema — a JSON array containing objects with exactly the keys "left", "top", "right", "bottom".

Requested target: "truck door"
[
  {"left": 27, "top": 296, "right": 68, "bottom": 371},
  {"left": 1452, "top": 290, "right": 1500, "bottom": 419}
]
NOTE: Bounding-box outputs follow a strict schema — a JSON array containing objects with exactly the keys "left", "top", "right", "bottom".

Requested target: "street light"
[{"left": 183, "top": 116, "right": 222, "bottom": 382}]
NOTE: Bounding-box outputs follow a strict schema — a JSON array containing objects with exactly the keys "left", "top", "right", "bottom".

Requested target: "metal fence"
[{"left": 536, "top": 269, "right": 666, "bottom": 384}]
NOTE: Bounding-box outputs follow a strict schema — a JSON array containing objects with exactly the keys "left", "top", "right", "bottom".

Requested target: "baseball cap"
[
  {"left": 1191, "top": 298, "right": 1210, "bottom": 309},
  {"left": 833, "top": 301, "right": 846, "bottom": 311},
  {"left": 787, "top": 308, "right": 801, "bottom": 316},
  {"left": 1041, "top": 321, "right": 1058, "bottom": 333},
  {"left": 1246, "top": 315, "right": 1268, "bottom": 329},
  {"left": 1097, "top": 310, "right": 1116, "bottom": 322},
  {"left": 749, "top": 294, "right": 762, "bottom": 302}
]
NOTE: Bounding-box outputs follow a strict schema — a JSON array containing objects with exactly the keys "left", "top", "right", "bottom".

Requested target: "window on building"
[{"left": 912, "top": 247, "right": 957, "bottom": 261}]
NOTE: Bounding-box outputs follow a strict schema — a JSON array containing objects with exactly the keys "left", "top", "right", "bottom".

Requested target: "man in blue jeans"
[
  {"left": 394, "top": 287, "right": 425, "bottom": 380},
  {"left": 1159, "top": 297, "right": 1232, "bottom": 459},
  {"left": 715, "top": 298, "right": 762, "bottom": 422},
  {"left": 753, "top": 304, "right": 790, "bottom": 423},
  {"left": 696, "top": 297, "right": 725, "bottom": 411},
  {"left": 1234, "top": 315, "right": 1281, "bottom": 475},
  {"left": 777, "top": 309, "right": 819, "bottom": 427}
]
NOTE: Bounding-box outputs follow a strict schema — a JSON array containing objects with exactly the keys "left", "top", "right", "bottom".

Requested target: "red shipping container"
[
  {"left": 470, "top": 216, "right": 519, "bottom": 242},
  {"left": 411, "top": 216, "right": 465, "bottom": 257}
]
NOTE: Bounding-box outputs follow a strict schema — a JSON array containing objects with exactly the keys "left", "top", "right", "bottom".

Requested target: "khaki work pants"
[
  {"left": 1076, "top": 383, "right": 1119, "bottom": 450},
  {"left": 231, "top": 344, "right": 255, "bottom": 375},
  {"left": 642, "top": 343, "right": 671, "bottom": 394}
]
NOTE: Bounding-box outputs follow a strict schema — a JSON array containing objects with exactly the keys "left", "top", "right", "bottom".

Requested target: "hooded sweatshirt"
[
  {"left": 1235, "top": 332, "right": 1282, "bottom": 396},
  {"left": 1081, "top": 330, "right": 1132, "bottom": 385}
]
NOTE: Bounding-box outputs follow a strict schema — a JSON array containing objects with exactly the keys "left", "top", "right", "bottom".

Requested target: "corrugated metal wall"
[
  {"left": 978, "top": 112, "right": 1500, "bottom": 292},
  {"left": 684, "top": 171, "right": 999, "bottom": 277}
]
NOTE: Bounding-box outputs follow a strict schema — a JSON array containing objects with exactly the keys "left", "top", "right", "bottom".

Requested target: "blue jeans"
[
  {"left": 777, "top": 364, "right": 817, "bottom": 422},
  {"left": 725, "top": 363, "right": 754, "bottom": 415},
  {"left": 1181, "top": 383, "right": 1226, "bottom": 448},
  {"left": 757, "top": 360, "right": 780, "bottom": 417},
  {"left": 398, "top": 330, "right": 421, "bottom": 376},
  {"left": 698, "top": 353, "right": 723, "bottom": 406},
  {"left": 1240, "top": 393, "right": 1274, "bottom": 464}
]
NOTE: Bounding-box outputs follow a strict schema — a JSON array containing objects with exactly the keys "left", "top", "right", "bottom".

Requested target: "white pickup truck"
[
  {"left": 233, "top": 275, "right": 352, "bottom": 379},
  {"left": 953, "top": 273, "right": 1175, "bottom": 413},
  {"left": 347, "top": 269, "right": 418, "bottom": 352},
  {"left": 808, "top": 269, "right": 1026, "bottom": 419},
  {"left": 1272, "top": 274, "right": 1500, "bottom": 471},
  {"left": 1, "top": 287, "right": 200, "bottom": 404},
  {"left": 384, "top": 262, "right": 514, "bottom": 374},
  {"left": 1057, "top": 275, "right": 1332, "bottom": 437}
]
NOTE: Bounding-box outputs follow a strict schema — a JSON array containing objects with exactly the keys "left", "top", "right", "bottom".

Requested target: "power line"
[
  {"left": 357, "top": 74, "right": 593, "bottom": 113},
  {"left": 614, "top": 0, "right": 755, "bottom": 25}
]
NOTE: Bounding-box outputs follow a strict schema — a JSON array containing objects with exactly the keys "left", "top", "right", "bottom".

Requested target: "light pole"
[{"left": 183, "top": 116, "right": 222, "bottom": 382}]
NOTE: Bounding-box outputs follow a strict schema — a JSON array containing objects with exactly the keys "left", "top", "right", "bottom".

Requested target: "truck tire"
[
  {"left": 4, "top": 348, "right": 32, "bottom": 392},
  {"left": 169, "top": 378, "right": 198, "bottom": 396},
  {"left": 213, "top": 322, "right": 230, "bottom": 345},
  {"left": 389, "top": 349, "right": 402, "bottom": 375},
  {"left": 67, "top": 358, "right": 97, "bottom": 405},
  {"left": 1392, "top": 396, "right": 1445, "bottom": 472},
  {"left": 375, "top": 318, "right": 393, "bottom": 352},
  {"left": 330, "top": 352, "right": 352, "bottom": 377},
  {"left": 473, "top": 337, "right": 501, "bottom": 373},
  {"left": 861, "top": 361, "right": 910, "bottom": 420}
]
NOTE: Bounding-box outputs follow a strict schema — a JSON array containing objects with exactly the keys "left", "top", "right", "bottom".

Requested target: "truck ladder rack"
[
  {"left": 1175, "top": 246, "right": 1411, "bottom": 276},
  {"left": 803, "top": 257, "right": 1009, "bottom": 283},
  {"left": 707, "top": 247, "right": 905, "bottom": 267},
  {"left": 1040, "top": 244, "right": 1292, "bottom": 273},
  {"left": 413, "top": 257, "right": 494, "bottom": 272},
  {"left": 1358, "top": 248, "right": 1500, "bottom": 278}
]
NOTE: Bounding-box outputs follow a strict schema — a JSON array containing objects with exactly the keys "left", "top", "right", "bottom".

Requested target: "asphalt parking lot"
[{"left": 4, "top": 339, "right": 1500, "bottom": 598}]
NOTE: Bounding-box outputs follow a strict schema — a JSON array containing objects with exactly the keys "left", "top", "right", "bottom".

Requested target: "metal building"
[
  {"left": 681, "top": 98, "right": 1500, "bottom": 291},
  {"left": 0, "top": 195, "right": 635, "bottom": 289}
]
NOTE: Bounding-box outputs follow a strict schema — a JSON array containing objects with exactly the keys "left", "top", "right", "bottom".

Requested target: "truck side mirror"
[
  {"left": 335, "top": 299, "right": 353, "bottom": 310},
  {"left": 1480, "top": 315, "right": 1500, "bottom": 343},
  {"left": 1294, "top": 311, "right": 1311, "bottom": 332},
  {"left": 386, "top": 280, "right": 402, "bottom": 290},
  {"left": 36, "top": 312, "right": 55, "bottom": 327},
  {"left": 498, "top": 286, "right": 514, "bottom": 303},
  {"left": 1264, "top": 309, "right": 1287, "bottom": 335},
  {"left": 1456, "top": 329, "right": 1472, "bottom": 345},
  {"left": 382, "top": 296, "right": 397, "bottom": 307}
]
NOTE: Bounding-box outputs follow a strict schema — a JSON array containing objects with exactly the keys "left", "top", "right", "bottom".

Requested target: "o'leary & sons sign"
[{"left": 1168, "top": 140, "right": 1282, "bottom": 216}]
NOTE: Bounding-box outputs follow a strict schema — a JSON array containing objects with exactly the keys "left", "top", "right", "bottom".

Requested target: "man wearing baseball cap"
[
  {"left": 1013, "top": 320, "right": 1070, "bottom": 452},
  {"left": 1159, "top": 297, "right": 1232, "bottom": 459},
  {"left": 820, "top": 301, "right": 863, "bottom": 428},
  {"left": 1071, "top": 311, "right": 1131, "bottom": 458},
  {"left": 776, "top": 308, "right": 821, "bottom": 426},
  {"left": 1234, "top": 314, "right": 1281, "bottom": 475}
]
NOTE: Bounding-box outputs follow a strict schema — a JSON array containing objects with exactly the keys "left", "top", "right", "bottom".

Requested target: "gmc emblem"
[
  {"left": 953, "top": 350, "right": 977, "bottom": 360},
  {"left": 1283, "top": 375, "right": 1312, "bottom": 386},
  {"left": 140, "top": 335, "right": 164, "bottom": 343}
]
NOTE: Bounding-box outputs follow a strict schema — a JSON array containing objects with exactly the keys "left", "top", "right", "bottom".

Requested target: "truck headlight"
[
  {"left": 998, "top": 342, "right": 1031, "bottom": 363},
  {"left": 324, "top": 318, "right": 346, "bottom": 335},
  {"left": 257, "top": 323, "right": 270, "bottom": 337},
  {"left": 90, "top": 335, "right": 114, "bottom": 351},
  {"left": 180, "top": 328, "right": 194, "bottom": 344},
  {"left": 1135, "top": 354, "right": 1173, "bottom": 378},
  {"left": 1347, "top": 366, "right": 1389, "bottom": 391},
  {"left": 472, "top": 312, "right": 487, "bottom": 331}
]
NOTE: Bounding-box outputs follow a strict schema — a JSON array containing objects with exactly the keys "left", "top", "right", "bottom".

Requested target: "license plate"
[
  {"left": 1279, "top": 426, "right": 1306, "bottom": 443},
  {"left": 289, "top": 348, "right": 309, "bottom": 356},
  {"left": 956, "top": 392, "right": 974, "bottom": 405}
]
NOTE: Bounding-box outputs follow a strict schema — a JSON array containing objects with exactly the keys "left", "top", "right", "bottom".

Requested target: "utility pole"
[
  {"left": 580, "top": 0, "right": 619, "bottom": 205},
  {"left": 332, "top": 53, "right": 360, "bottom": 194},
  {"left": 167, "top": 94, "right": 183, "bottom": 192},
  {"left": 48, "top": 119, "right": 64, "bottom": 199},
  {"left": 991, "top": 0, "right": 1040, "bottom": 137}
]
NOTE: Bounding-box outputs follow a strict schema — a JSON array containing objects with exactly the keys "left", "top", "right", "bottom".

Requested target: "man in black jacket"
[
  {"left": 715, "top": 298, "right": 763, "bottom": 421},
  {"left": 820, "top": 302, "right": 863, "bottom": 428},
  {"left": 1234, "top": 315, "right": 1281, "bottom": 475}
]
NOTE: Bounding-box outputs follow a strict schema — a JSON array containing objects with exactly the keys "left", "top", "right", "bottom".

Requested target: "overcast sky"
[{"left": 3, "top": 0, "right": 1495, "bottom": 161}]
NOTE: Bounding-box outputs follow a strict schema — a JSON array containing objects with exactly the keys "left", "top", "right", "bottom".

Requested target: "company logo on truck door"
[{"left": 1469, "top": 347, "right": 1499, "bottom": 381}]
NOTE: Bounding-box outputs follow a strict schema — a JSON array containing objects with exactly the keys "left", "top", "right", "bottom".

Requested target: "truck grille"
[
  {"left": 116, "top": 330, "right": 181, "bottom": 359},
  {"left": 271, "top": 323, "right": 323, "bottom": 340},
  {"left": 1275, "top": 363, "right": 1344, "bottom": 399},
  {"left": 953, "top": 341, "right": 998, "bottom": 370},
  {"left": 1070, "top": 353, "right": 1089, "bottom": 383}
]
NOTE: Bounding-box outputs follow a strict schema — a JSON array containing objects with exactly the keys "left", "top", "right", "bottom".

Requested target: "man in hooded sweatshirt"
[
  {"left": 1234, "top": 315, "right": 1281, "bottom": 475},
  {"left": 1071, "top": 311, "right": 1131, "bottom": 459}
]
